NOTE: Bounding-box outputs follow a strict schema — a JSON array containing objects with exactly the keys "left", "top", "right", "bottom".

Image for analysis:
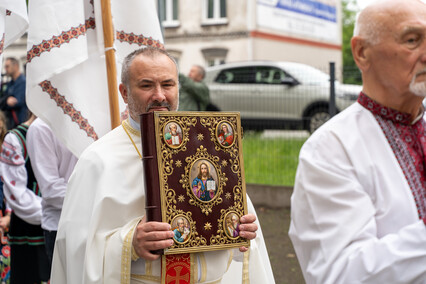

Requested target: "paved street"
[{"left": 255, "top": 205, "right": 305, "bottom": 284}]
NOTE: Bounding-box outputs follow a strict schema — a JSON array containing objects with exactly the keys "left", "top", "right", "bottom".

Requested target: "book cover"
[{"left": 140, "top": 111, "right": 249, "bottom": 254}]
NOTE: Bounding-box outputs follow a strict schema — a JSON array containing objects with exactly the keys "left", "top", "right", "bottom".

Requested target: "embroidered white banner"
[
  {"left": 0, "top": 0, "right": 28, "bottom": 63},
  {"left": 26, "top": 0, "right": 163, "bottom": 157}
]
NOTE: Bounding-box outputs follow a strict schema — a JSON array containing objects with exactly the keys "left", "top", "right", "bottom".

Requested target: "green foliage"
[
  {"left": 342, "top": 0, "right": 362, "bottom": 85},
  {"left": 242, "top": 132, "right": 306, "bottom": 186}
]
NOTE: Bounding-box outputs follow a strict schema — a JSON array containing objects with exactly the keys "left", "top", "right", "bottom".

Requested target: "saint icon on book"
[
  {"left": 171, "top": 216, "right": 191, "bottom": 244},
  {"left": 224, "top": 212, "right": 240, "bottom": 239},
  {"left": 190, "top": 160, "right": 218, "bottom": 202},
  {"left": 164, "top": 122, "right": 182, "bottom": 147},
  {"left": 217, "top": 122, "right": 234, "bottom": 147}
]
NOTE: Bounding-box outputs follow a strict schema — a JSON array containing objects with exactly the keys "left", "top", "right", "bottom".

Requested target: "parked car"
[{"left": 204, "top": 61, "right": 362, "bottom": 133}]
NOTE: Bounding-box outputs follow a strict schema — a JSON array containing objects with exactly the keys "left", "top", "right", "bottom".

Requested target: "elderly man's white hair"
[
  {"left": 353, "top": 0, "right": 386, "bottom": 45},
  {"left": 354, "top": 0, "right": 426, "bottom": 45}
]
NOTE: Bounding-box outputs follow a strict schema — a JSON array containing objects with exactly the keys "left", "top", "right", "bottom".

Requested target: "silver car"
[{"left": 204, "top": 61, "right": 362, "bottom": 133}]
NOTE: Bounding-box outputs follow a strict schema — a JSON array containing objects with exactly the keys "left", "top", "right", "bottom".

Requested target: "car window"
[
  {"left": 254, "top": 66, "right": 289, "bottom": 84},
  {"left": 215, "top": 67, "right": 256, "bottom": 84}
]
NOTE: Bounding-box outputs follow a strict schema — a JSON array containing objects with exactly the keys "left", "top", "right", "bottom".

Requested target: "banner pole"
[{"left": 101, "top": 0, "right": 120, "bottom": 129}]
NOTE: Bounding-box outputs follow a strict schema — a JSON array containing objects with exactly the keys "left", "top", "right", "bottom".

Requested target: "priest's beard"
[
  {"left": 409, "top": 69, "right": 426, "bottom": 97},
  {"left": 126, "top": 87, "right": 179, "bottom": 119}
]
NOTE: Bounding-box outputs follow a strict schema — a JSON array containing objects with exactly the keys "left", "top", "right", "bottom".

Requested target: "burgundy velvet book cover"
[{"left": 140, "top": 111, "right": 249, "bottom": 255}]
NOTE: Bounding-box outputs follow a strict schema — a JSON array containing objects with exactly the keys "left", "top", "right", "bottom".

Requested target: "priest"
[
  {"left": 51, "top": 47, "right": 275, "bottom": 283},
  {"left": 289, "top": 0, "right": 426, "bottom": 283}
]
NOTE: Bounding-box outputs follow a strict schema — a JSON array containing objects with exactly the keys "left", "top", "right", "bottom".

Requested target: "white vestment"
[
  {"left": 51, "top": 120, "right": 274, "bottom": 284},
  {"left": 289, "top": 103, "right": 426, "bottom": 283}
]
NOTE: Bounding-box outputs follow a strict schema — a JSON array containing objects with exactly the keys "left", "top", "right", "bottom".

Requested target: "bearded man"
[{"left": 51, "top": 47, "right": 274, "bottom": 283}]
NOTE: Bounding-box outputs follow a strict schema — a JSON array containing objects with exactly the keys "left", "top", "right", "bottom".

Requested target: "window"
[
  {"left": 161, "top": 0, "right": 179, "bottom": 28},
  {"left": 215, "top": 67, "right": 256, "bottom": 84},
  {"left": 254, "top": 67, "right": 289, "bottom": 85},
  {"left": 202, "top": 0, "right": 227, "bottom": 25},
  {"left": 202, "top": 48, "right": 228, "bottom": 67},
  {"left": 207, "top": 58, "right": 226, "bottom": 67}
]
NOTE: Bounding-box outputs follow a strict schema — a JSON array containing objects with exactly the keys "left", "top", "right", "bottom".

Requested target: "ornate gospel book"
[{"left": 140, "top": 111, "right": 249, "bottom": 255}]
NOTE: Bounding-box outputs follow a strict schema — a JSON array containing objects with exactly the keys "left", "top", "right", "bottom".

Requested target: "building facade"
[
  {"left": 3, "top": 0, "right": 343, "bottom": 77},
  {"left": 162, "top": 0, "right": 343, "bottom": 75}
]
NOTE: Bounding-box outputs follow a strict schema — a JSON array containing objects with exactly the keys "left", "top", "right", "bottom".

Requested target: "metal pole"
[
  {"left": 329, "top": 62, "right": 336, "bottom": 117},
  {"left": 157, "top": 0, "right": 165, "bottom": 37}
]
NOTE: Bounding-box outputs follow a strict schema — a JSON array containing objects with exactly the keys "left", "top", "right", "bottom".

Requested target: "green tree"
[{"left": 342, "top": 0, "right": 362, "bottom": 84}]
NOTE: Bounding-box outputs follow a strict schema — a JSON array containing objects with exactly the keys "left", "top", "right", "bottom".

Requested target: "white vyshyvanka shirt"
[
  {"left": 0, "top": 128, "right": 42, "bottom": 225},
  {"left": 289, "top": 101, "right": 426, "bottom": 283},
  {"left": 52, "top": 119, "right": 275, "bottom": 284},
  {"left": 26, "top": 118, "right": 78, "bottom": 231}
]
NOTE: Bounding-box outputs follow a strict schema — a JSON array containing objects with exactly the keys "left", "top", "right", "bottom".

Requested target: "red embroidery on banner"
[
  {"left": 116, "top": 30, "right": 164, "bottom": 49},
  {"left": 27, "top": 17, "right": 96, "bottom": 63},
  {"left": 0, "top": 33, "right": 4, "bottom": 56},
  {"left": 39, "top": 80, "right": 99, "bottom": 141},
  {"left": 6, "top": 10, "right": 11, "bottom": 16}
]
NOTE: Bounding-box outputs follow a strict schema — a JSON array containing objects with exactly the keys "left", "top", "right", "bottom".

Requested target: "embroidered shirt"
[{"left": 358, "top": 92, "right": 426, "bottom": 219}]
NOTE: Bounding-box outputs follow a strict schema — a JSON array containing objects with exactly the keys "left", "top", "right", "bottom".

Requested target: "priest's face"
[{"left": 120, "top": 53, "right": 179, "bottom": 121}]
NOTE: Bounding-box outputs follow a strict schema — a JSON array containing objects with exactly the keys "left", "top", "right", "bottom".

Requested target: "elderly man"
[
  {"left": 289, "top": 0, "right": 426, "bottom": 283},
  {"left": 52, "top": 47, "right": 274, "bottom": 283},
  {"left": 178, "top": 65, "right": 210, "bottom": 111}
]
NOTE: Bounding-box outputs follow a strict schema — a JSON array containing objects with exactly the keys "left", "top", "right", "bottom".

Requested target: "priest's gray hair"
[{"left": 121, "top": 46, "right": 179, "bottom": 89}]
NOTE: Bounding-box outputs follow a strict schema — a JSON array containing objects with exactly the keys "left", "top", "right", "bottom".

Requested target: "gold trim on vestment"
[
  {"left": 122, "top": 120, "right": 142, "bottom": 159},
  {"left": 131, "top": 274, "right": 161, "bottom": 282},
  {"left": 199, "top": 253, "right": 207, "bottom": 283},
  {"left": 122, "top": 225, "right": 137, "bottom": 284},
  {"left": 122, "top": 119, "right": 141, "bottom": 137},
  {"left": 191, "top": 253, "right": 198, "bottom": 283},
  {"left": 146, "top": 260, "right": 153, "bottom": 276},
  {"left": 226, "top": 250, "right": 233, "bottom": 271},
  {"left": 242, "top": 250, "right": 250, "bottom": 284}
]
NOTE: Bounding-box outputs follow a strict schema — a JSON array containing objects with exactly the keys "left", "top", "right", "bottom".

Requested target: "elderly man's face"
[
  {"left": 367, "top": 2, "right": 426, "bottom": 97},
  {"left": 120, "top": 54, "right": 178, "bottom": 121},
  {"left": 188, "top": 66, "right": 202, "bottom": 82}
]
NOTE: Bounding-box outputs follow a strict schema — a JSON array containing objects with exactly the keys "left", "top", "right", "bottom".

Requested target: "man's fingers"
[
  {"left": 240, "top": 214, "right": 256, "bottom": 224},
  {"left": 136, "top": 230, "right": 174, "bottom": 242},
  {"left": 239, "top": 231, "right": 256, "bottom": 240},
  {"left": 143, "top": 239, "right": 174, "bottom": 251},
  {"left": 239, "top": 223, "right": 258, "bottom": 233},
  {"left": 139, "top": 221, "right": 171, "bottom": 233},
  {"left": 140, "top": 252, "right": 161, "bottom": 261},
  {"left": 239, "top": 246, "right": 249, "bottom": 253},
  {"left": 135, "top": 239, "right": 174, "bottom": 261}
]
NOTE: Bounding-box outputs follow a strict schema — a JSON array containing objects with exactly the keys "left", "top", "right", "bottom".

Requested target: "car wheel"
[{"left": 308, "top": 108, "right": 330, "bottom": 133}]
